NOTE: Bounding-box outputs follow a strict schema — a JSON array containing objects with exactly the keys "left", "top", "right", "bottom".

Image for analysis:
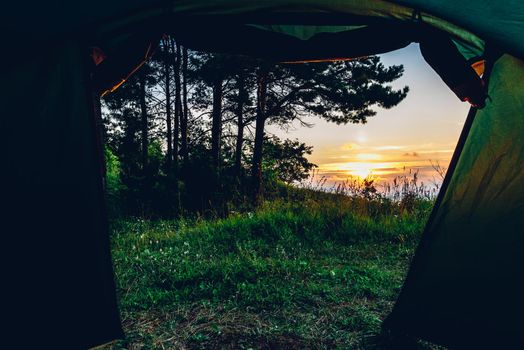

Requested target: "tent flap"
[{"left": 385, "top": 53, "right": 524, "bottom": 348}]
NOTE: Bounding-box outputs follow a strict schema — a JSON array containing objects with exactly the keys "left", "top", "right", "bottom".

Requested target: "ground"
[{"left": 105, "top": 194, "right": 442, "bottom": 349}]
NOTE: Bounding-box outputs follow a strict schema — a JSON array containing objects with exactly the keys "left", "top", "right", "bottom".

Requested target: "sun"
[
  {"left": 350, "top": 162, "right": 375, "bottom": 179},
  {"left": 334, "top": 161, "right": 378, "bottom": 179}
]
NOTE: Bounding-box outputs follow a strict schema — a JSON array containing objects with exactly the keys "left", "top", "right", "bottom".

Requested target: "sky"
[{"left": 268, "top": 43, "right": 471, "bottom": 189}]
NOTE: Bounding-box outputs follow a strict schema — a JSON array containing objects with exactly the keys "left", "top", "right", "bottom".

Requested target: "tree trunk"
[
  {"left": 181, "top": 46, "right": 189, "bottom": 163},
  {"left": 234, "top": 72, "right": 245, "bottom": 177},
  {"left": 251, "top": 68, "right": 268, "bottom": 206},
  {"left": 173, "top": 40, "right": 182, "bottom": 170},
  {"left": 170, "top": 38, "right": 182, "bottom": 215},
  {"left": 211, "top": 77, "right": 223, "bottom": 171},
  {"left": 138, "top": 69, "right": 148, "bottom": 173},
  {"left": 163, "top": 39, "right": 173, "bottom": 173}
]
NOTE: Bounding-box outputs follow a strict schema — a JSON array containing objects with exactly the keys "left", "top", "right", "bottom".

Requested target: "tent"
[{"left": 2, "top": 1, "right": 523, "bottom": 348}]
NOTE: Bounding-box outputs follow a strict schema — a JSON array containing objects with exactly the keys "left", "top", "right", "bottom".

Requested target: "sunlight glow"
[
  {"left": 321, "top": 161, "right": 404, "bottom": 180},
  {"left": 356, "top": 131, "right": 367, "bottom": 144},
  {"left": 374, "top": 145, "right": 405, "bottom": 151}
]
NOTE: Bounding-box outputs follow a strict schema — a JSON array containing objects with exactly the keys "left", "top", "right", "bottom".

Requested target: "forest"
[{"left": 101, "top": 37, "right": 409, "bottom": 218}]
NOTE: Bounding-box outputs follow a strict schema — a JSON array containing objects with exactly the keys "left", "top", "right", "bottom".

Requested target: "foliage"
[
  {"left": 105, "top": 145, "right": 124, "bottom": 217},
  {"left": 262, "top": 136, "right": 317, "bottom": 185},
  {"left": 265, "top": 57, "right": 408, "bottom": 126}
]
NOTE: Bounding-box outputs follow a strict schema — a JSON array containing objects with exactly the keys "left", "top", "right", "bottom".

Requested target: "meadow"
[{"left": 105, "top": 177, "right": 441, "bottom": 349}]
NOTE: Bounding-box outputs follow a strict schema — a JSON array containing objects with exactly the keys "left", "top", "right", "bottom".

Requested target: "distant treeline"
[{"left": 101, "top": 36, "right": 408, "bottom": 218}]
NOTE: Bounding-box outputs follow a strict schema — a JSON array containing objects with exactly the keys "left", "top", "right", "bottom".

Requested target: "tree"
[
  {"left": 251, "top": 66, "right": 269, "bottom": 205},
  {"left": 233, "top": 71, "right": 246, "bottom": 176},
  {"left": 231, "top": 62, "right": 257, "bottom": 179},
  {"left": 138, "top": 68, "right": 149, "bottom": 173},
  {"left": 263, "top": 136, "right": 317, "bottom": 185},
  {"left": 171, "top": 39, "right": 182, "bottom": 171},
  {"left": 161, "top": 38, "right": 173, "bottom": 173},
  {"left": 102, "top": 58, "right": 159, "bottom": 215},
  {"left": 190, "top": 53, "right": 227, "bottom": 173},
  {"left": 211, "top": 76, "right": 223, "bottom": 171},
  {"left": 181, "top": 47, "right": 189, "bottom": 163}
]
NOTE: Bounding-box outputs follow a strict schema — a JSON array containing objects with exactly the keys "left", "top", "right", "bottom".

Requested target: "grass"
[{"left": 104, "top": 188, "right": 440, "bottom": 349}]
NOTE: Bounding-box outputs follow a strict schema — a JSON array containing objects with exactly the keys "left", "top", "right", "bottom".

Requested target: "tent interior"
[{"left": 2, "top": 1, "right": 523, "bottom": 348}]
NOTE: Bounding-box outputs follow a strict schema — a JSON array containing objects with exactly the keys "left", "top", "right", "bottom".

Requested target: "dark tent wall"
[
  {"left": 1, "top": 41, "right": 123, "bottom": 348},
  {"left": 385, "top": 54, "right": 524, "bottom": 347},
  {"left": 1, "top": 1, "right": 523, "bottom": 348}
]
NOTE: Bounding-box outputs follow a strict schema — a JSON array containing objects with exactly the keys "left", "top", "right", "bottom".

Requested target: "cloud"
[
  {"left": 339, "top": 142, "right": 361, "bottom": 151},
  {"left": 326, "top": 155, "right": 353, "bottom": 160},
  {"left": 403, "top": 152, "right": 419, "bottom": 157},
  {"left": 417, "top": 149, "right": 454, "bottom": 154}
]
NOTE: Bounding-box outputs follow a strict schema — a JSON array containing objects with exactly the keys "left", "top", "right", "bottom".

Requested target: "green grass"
[{"left": 107, "top": 195, "right": 436, "bottom": 349}]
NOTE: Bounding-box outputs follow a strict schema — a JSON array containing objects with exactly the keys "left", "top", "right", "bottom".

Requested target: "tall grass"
[{"left": 300, "top": 167, "right": 442, "bottom": 200}]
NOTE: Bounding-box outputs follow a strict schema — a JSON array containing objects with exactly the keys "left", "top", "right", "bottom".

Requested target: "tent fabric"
[
  {"left": 384, "top": 53, "right": 524, "bottom": 348},
  {"left": 2, "top": 1, "right": 520, "bottom": 58},
  {"left": 168, "top": 21, "right": 415, "bottom": 62},
  {"left": 1, "top": 1, "right": 523, "bottom": 348},
  {"left": 0, "top": 1, "right": 487, "bottom": 59},
  {"left": 1, "top": 41, "right": 123, "bottom": 348},
  {"left": 395, "top": 0, "right": 524, "bottom": 59}
]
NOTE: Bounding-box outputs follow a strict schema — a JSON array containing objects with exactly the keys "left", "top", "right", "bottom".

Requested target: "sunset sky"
[{"left": 269, "top": 43, "right": 471, "bottom": 187}]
